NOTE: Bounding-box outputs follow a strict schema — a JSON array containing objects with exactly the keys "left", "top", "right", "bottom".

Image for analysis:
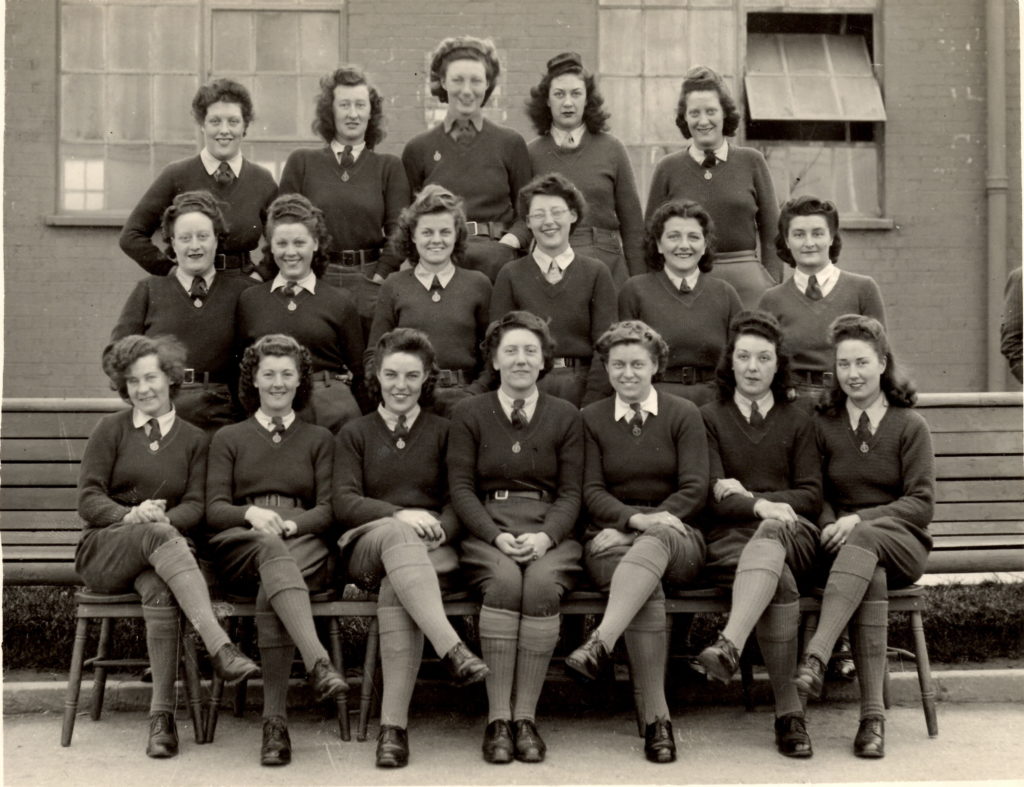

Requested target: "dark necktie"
[
  {"left": 452, "top": 119, "right": 476, "bottom": 146},
  {"left": 338, "top": 145, "right": 354, "bottom": 169},
  {"left": 145, "top": 418, "right": 161, "bottom": 449},
  {"left": 749, "top": 400, "right": 765, "bottom": 428},
  {"left": 806, "top": 274, "right": 823, "bottom": 301},
  {"left": 855, "top": 411, "right": 872, "bottom": 451},
  {"left": 429, "top": 275, "right": 443, "bottom": 302},
  {"left": 701, "top": 149, "right": 718, "bottom": 169},
  {"left": 270, "top": 416, "right": 286, "bottom": 443},
  {"left": 393, "top": 413, "right": 410, "bottom": 448},
  {"left": 546, "top": 262, "right": 563, "bottom": 285},
  {"left": 214, "top": 161, "right": 234, "bottom": 187},
  {"left": 510, "top": 399, "right": 527, "bottom": 430},
  {"left": 189, "top": 278, "right": 208, "bottom": 308},
  {"left": 678, "top": 279, "right": 692, "bottom": 294},
  {"left": 283, "top": 281, "right": 299, "bottom": 298},
  {"left": 628, "top": 402, "right": 644, "bottom": 436}
]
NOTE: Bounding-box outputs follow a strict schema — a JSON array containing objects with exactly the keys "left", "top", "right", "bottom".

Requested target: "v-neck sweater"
[{"left": 447, "top": 392, "right": 583, "bottom": 545}]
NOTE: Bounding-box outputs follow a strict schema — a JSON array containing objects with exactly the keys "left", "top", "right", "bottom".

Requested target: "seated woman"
[
  {"left": 793, "top": 315, "right": 934, "bottom": 759},
  {"left": 77, "top": 335, "right": 258, "bottom": 759},
  {"left": 333, "top": 327, "right": 488, "bottom": 769},
  {"left": 695, "top": 311, "right": 822, "bottom": 758},
  {"left": 204, "top": 334, "right": 348, "bottom": 767},
  {"left": 448, "top": 311, "right": 584, "bottom": 765},
  {"left": 564, "top": 320, "right": 708, "bottom": 764}
]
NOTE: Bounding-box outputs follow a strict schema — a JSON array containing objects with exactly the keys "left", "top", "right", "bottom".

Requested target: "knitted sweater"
[
  {"left": 582, "top": 392, "right": 708, "bottom": 538},
  {"left": 278, "top": 146, "right": 410, "bottom": 274},
  {"left": 78, "top": 410, "right": 208, "bottom": 533},
  {"left": 119, "top": 155, "right": 277, "bottom": 276},
  {"left": 528, "top": 132, "right": 645, "bottom": 275},
  {"left": 448, "top": 392, "right": 583, "bottom": 545},
  {"left": 619, "top": 271, "right": 743, "bottom": 370},
  {"left": 205, "top": 417, "right": 334, "bottom": 536},
  {"left": 645, "top": 144, "right": 782, "bottom": 282},
  {"left": 758, "top": 271, "right": 886, "bottom": 373}
]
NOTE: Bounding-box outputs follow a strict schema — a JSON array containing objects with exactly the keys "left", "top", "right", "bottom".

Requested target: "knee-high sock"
[
  {"left": 756, "top": 599, "right": 802, "bottom": 717},
  {"left": 378, "top": 579, "right": 424, "bottom": 729},
  {"left": 260, "top": 557, "right": 329, "bottom": 671},
  {"left": 478, "top": 606, "right": 520, "bottom": 723},
  {"left": 512, "top": 614, "right": 560, "bottom": 722},
  {"left": 257, "top": 609, "right": 295, "bottom": 720},
  {"left": 851, "top": 568, "right": 888, "bottom": 720},
  {"left": 382, "top": 542, "right": 459, "bottom": 657},
  {"left": 150, "top": 538, "right": 230, "bottom": 656},
  {"left": 805, "top": 545, "right": 878, "bottom": 664},
  {"left": 721, "top": 538, "right": 786, "bottom": 651},
  {"left": 596, "top": 536, "right": 669, "bottom": 650},
  {"left": 623, "top": 597, "right": 669, "bottom": 724},
  {"left": 142, "top": 605, "right": 179, "bottom": 714}
]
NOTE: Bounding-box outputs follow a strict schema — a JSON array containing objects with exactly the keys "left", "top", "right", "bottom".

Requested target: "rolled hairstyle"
[
  {"left": 817, "top": 314, "right": 917, "bottom": 414},
  {"left": 160, "top": 190, "right": 228, "bottom": 257},
  {"left": 429, "top": 36, "right": 501, "bottom": 106},
  {"left": 643, "top": 199, "right": 717, "bottom": 273},
  {"left": 775, "top": 194, "right": 843, "bottom": 267},
  {"left": 393, "top": 184, "right": 468, "bottom": 266},
  {"left": 367, "top": 327, "right": 439, "bottom": 408},
  {"left": 525, "top": 51, "right": 610, "bottom": 135},
  {"left": 674, "top": 65, "right": 741, "bottom": 139},
  {"left": 595, "top": 320, "right": 669, "bottom": 375},
  {"left": 191, "top": 77, "right": 254, "bottom": 128},
  {"left": 482, "top": 310, "right": 556, "bottom": 381},
  {"left": 312, "top": 65, "right": 386, "bottom": 148},
  {"left": 238, "top": 334, "right": 315, "bottom": 415},
  {"left": 713, "top": 310, "right": 793, "bottom": 402},
  {"left": 518, "top": 172, "right": 587, "bottom": 233},
  {"left": 102, "top": 334, "right": 187, "bottom": 403},
  {"left": 262, "top": 193, "right": 331, "bottom": 278}
]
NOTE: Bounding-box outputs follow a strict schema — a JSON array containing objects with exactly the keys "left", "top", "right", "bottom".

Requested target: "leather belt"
[
  {"left": 465, "top": 220, "right": 507, "bottom": 240},
  {"left": 182, "top": 368, "right": 228, "bottom": 385},
  {"left": 311, "top": 370, "right": 352, "bottom": 386},
  {"left": 659, "top": 366, "right": 714, "bottom": 385},
  {"left": 214, "top": 252, "right": 249, "bottom": 270},
  {"left": 247, "top": 494, "right": 300, "bottom": 508},
  {"left": 436, "top": 368, "right": 469, "bottom": 386},
  {"left": 552, "top": 357, "right": 584, "bottom": 369},
  {"left": 328, "top": 248, "right": 382, "bottom": 267},
  {"left": 792, "top": 370, "right": 834, "bottom": 387},
  {"left": 486, "top": 490, "right": 553, "bottom": 503}
]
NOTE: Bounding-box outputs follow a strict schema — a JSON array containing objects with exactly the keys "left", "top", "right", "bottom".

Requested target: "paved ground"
[{"left": 4, "top": 702, "right": 1023, "bottom": 786}]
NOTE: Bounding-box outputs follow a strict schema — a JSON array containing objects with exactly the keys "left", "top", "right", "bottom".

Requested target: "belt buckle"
[
  {"left": 437, "top": 370, "right": 454, "bottom": 385},
  {"left": 213, "top": 254, "right": 226, "bottom": 271},
  {"left": 552, "top": 358, "right": 566, "bottom": 369},
  {"left": 465, "top": 221, "right": 480, "bottom": 236},
  {"left": 822, "top": 372, "right": 834, "bottom": 386},
  {"left": 682, "top": 368, "right": 695, "bottom": 385},
  {"left": 340, "top": 250, "right": 357, "bottom": 266},
  {"left": 493, "top": 490, "right": 509, "bottom": 501},
  {"left": 183, "top": 368, "right": 195, "bottom": 384}
]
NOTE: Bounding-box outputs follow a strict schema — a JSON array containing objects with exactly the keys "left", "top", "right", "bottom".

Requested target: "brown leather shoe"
[
  {"left": 145, "top": 711, "right": 178, "bottom": 758},
  {"left": 260, "top": 715, "right": 291, "bottom": 766},
  {"left": 211, "top": 642, "right": 260, "bottom": 683},
  {"left": 792, "top": 654, "right": 826, "bottom": 698},
  {"left": 565, "top": 630, "right": 612, "bottom": 682},
  {"left": 307, "top": 657, "right": 349, "bottom": 701},
  {"left": 513, "top": 719, "right": 546, "bottom": 763},
  {"left": 853, "top": 716, "right": 885, "bottom": 758},
  {"left": 482, "top": 719, "right": 514, "bottom": 764},
  {"left": 376, "top": 724, "right": 409, "bottom": 768},
  {"left": 774, "top": 713, "right": 813, "bottom": 758},
  {"left": 442, "top": 641, "right": 490, "bottom": 687},
  {"left": 697, "top": 633, "right": 740, "bottom": 684},
  {"left": 644, "top": 717, "right": 677, "bottom": 763}
]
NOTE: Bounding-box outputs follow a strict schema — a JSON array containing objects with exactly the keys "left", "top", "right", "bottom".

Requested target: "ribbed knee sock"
[
  {"left": 721, "top": 538, "right": 786, "bottom": 651},
  {"left": 260, "top": 557, "right": 328, "bottom": 671},
  {"left": 512, "top": 614, "right": 560, "bottom": 722},
  {"left": 150, "top": 538, "right": 230, "bottom": 656},
  {"left": 806, "top": 545, "right": 878, "bottom": 664},
  {"left": 623, "top": 598, "right": 669, "bottom": 723},
  {"left": 478, "top": 606, "right": 520, "bottom": 723},
  {"left": 382, "top": 542, "right": 459, "bottom": 657},
  {"left": 257, "top": 610, "right": 294, "bottom": 720},
  {"left": 596, "top": 536, "right": 670, "bottom": 649},
  {"left": 378, "top": 605, "right": 424, "bottom": 729},
  {"left": 852, "top": 569, "right": 888, "bottom": 720},
  {"left": 756, "top": 600, "right": 802, "bottom": 717},
  {"left": 142, "top": 605, "right": 179, "bottom": 714}
]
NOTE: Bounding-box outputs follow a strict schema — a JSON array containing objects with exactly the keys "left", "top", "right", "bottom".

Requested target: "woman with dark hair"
[
  {"left": 793, "top": 315, "right": 934, "bottom": 759},
  {"left": 491, "top": 173, "right": 618, "bottom": 407},
  {"left": 645, "top": 66, "right": 780, "bottom": 308},
  {"left": 237, "top": 194, "right": 366, "bottom": 433},
  {"left": 333, "top": 328, "right": 488, "bottom": 768},
  {"left": 565, "top": 320, "right": 708, "bottom": 764},
  {"left": 449, "top": 311, "right": 584, "bottom": 764},
  {"left": 694, "top": 311, "right": 822, "bottom": 758},
  {"left": 619, "top": 199, "right": 742, "bottom": 404},
  {"left": 279, "top": 66, "right": 411, "bottom": 327},
  {"left": 402, "top": 36, "right": 533, "bottom": 282},
  {"left": 77, "top": 334, "right": 258, "bottom": 759},
  {"left": 120, "top": 78, "right": 277, "bottom": 279},
  {"left": 112, "top": 190, "right": 255, "bottom": 432},
  {"left": 204, "top": 333, "right": 348, "bottom": 767},
  {"left": 368, "top": 185, "right": 492, "bottom": 416},
  {"left": 525, "top": 52, "right": 644, "bottom": 285}
]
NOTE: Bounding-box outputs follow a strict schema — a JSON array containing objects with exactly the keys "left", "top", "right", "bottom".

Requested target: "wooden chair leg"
[
  {"left": 89, "top": 618, "right": 113, "bottom": 721},
  {"left": 358, "top": 616, "right": 380, "bottom": 742},
  {"left": 883, "top": 659, "right": 891, "bottom": 710},
  {"left": 206, "top": 674, "right": 224, "bottom": 742},
  {"left": 910, "top": 610, "right": 939, "bottom": 737},
  {"left": 329, "top": 616, "right": 351, "bottom": 741},
  {"left": 61, "top": 616, "right": 91, "bottom": 746},
  {"left": 180, "top": 623, "right": 206, "bottom": 744},
  {"left": 739, "top": 650, "right": 755, "bottom": 712}
]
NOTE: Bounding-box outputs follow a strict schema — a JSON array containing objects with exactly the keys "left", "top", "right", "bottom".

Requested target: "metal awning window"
[{"left": 745, "top": 33, "right": 886, "bottom": 122}]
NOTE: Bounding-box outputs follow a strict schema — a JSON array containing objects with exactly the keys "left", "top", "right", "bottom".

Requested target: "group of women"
[{"left": 80, "top": 33, "right": 932, "bottom": 772}]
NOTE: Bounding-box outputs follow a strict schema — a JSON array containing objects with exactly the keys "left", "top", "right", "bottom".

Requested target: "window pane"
[
  {"left": 783, "top": 35, "right": 829, "bottom": 74},
  {"left": 297, "top": 76, "right": 320, "bottom": 132},
  {"left": 106, "top": 144, "right": 152, "bottom": 211},
  {"left": 299, "top": 12, "right": 340, "bottom": 73},
  {"left": 828, "top": 35, "right": 873, "bottom": 76},
  {"left": 154, "top": 143, "right": 197, "bottom": 172},
  {"left": 601, "top": 77, "right": 644, "bottom": 145},
  {"left": 107, "top": 75, "right": 152, "bottom": 140},
  {"left": 252, "top": 76, "right": 301, "bottom": 137},
  {"left": 211, "top": 11, "right": 254, "bottom": 73},
  {"left": 744, "top": 74, "right": 793, "bottom": 120},
  {"left": 255, "top": 12, "right": 299, "bottom": 72},
  {"left": 644, "top": 77, "right": 682, "bottom": 145},
  {"left": 62, "top": 74, "right": 105, "bottom": 140},
  {"left": 153, "top": 5, "right": 200, "bottom": 72},
  {"left": 108, "top": 5, "right": 152, "bottom": 71},
  {"left": 599, "top": 10, "right": 642, "bottom": 74},
  {"left": 835, "top": 76, "right": 887, "bottom": 121},
  {"left": 62, "top": 4, "right": 105, "bottom": 71},
  {"left": 746, "top": 33, "right": 782, "bottom": 73},
  {"left": 789, "top": 76, "right": 840, "bottom": 118},
  {"left": 689, "top": 10, "right": 735, "bottom": 72},
  {"left": 154, "top": 75, "right": 200, "bottom": 141},
  {"left": 644, "top": 10, "right": 688, "bottom": 75}
]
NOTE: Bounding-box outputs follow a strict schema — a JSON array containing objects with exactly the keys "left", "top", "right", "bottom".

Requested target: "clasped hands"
[
  {"left": 394, "top": 509, "right": 446, "bottom": 550},
  {"left": 245, "top": 506, "right": 298, "bottom": 537},
  {"left": 123, "top": 499, "right": 168, "bottom": 525},
  {"left": 494, "top": 531, "right": 552, "bottom": 564},
  {"left": 714, "top": 478, "right": 799, "bottom": 526}
]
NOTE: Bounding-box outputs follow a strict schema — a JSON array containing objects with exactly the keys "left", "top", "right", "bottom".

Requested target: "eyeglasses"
[{"left": 527, "top": 208, "right": 570, "bottom": 222}]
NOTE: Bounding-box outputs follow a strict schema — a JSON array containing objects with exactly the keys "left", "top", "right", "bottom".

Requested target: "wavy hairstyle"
[
  {"left": 367, "top": 328, "right": 439, "bottom": 409},
  {"left": 262, "top": 194, "right": 331, "bottom": 279},
  {"left": 160, "top": 190, "right": 228, "bottom": 258},
  {"left": 102, "top": 334, "right": 187, "bottom": 403},
  {"left": 525, "top": 51, "right": 610, "bottom": 135},
  {"left": 482, "top": 310, "right": 556, "bottom": 381},
  {"left": 429, "top": 36, "right": 501, "bottom": 106},
  {"left": 713, "top": 310, "right": 793, "bottom": 402},
  {"left": 775, "top": 194, "right": 843, "bottom": 267},
  {"left": 311, "top": 65, "right": 386, "bottom": 148},
  {"left": 191, "top": 78, "right": 254, "bottom": 128},
  {"left": 674, "top": 65, "right": 741, "bottom": 140},
  {"left": 393, "top": 184, "right": 468, "bottom": 266},
  {"left": 518, "top": 172, "right": 587, "bottom": 233},
  {"left": 238, "top": 333, "right": 314, "bottom": 415},
  {"left": 595, "top": 319, "right": 669, "bottom": 374},
  {"left": 643, "top": 199, "right": 717, "bottom": 273},
  {"left": 816, "top": 314, "right": 917, "bottom": 415}
]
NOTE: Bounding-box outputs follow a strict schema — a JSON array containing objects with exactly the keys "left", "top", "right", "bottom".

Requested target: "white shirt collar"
[
  {"left": 200, "top": 147, "right": 243, "bottom": 177},
  {"left": 614, "top": 388, "right": 659, "bottom": 422},
  {"left": 330, "top": 139, "right": 366, "bottom": 163},
  {"left": 175, "top": 268, "right": 215, "bottom": 293},
  {"left": 272, "top": 271, "right": 317, "bottom": 295},
  {"left": 255, "top": 409, "right": 296, "bottom": 431},
  {"left": 846, "top": 395, "right": 888, "bottom": 433},
  {"left": 551, "top": 125, "right": 585, "bottom": 149},
  {"left": 793, "top": 263, "right": 840, "bottom": 298},
  {"left": 378, "top": 403, "right": 421, "bottom": 431},
  {"left": 688, "top": 140, "right": 729, "bottom": 165},
  {"left": 132, "top": 407, "right": 176, "bottom": 434},
  {"left": 733, "top": 390, "right": 775, "bottom": 421},
  {"left": 497, "top": 388, "right": 539, "bottom": 423},
  {"left": 413, "top": 262, "right": 456, "bottom": 289},
  {"left": 443, "top": 111, "right": 484, "bottom": 133},
  {"left": 663, "top": 267, "right": 700, "bottom": 291},
  {"left": 532, "top": 246, "right": 575, "bottom": 275}
]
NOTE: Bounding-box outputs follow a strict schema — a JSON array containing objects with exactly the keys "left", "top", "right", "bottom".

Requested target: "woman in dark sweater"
[
  {"left": 565, "top": 320, "right": 708, "bottom": 764},
  {"left": 695, "top": 311, "right": 822, "bottom": 758},
  {"left": 334, "top": 328, "right": 488, "bottom": 768},
  {"left": 204, "top": 334, "right": 348, "bottom": 767},
  {"left": 76, "top": 335, "right": 258, "bottom": 759},
  {"left": 449, "top": 311, "right": 584, "bottom": 765},
  {"left": 793, "top": 315, "right": 935, "bottom": 759},
  {"left": 525, "top": 52, "right": 644, "bottom": 285},
  {"left": 237, "top": 194, "right": 366, "bottom": 434},
  {"left": 619, "top": 200, "right": 742, "bottom": 405},
  {"left": 402, "top": 36, "right": 532, "bottom": 282}
]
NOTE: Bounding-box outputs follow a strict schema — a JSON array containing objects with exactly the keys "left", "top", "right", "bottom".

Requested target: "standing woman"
[
  {"left": 279, "top": 66, "right": 411, "bottom": 328},
  {"left": 449, "top": 311, "right": 584, "bottom": 764},
  {"left": 695, "top": 312, "right": 822, "bottom": 758},
  {"left": 402, "top": 36, "right": 533, "bottom": 282},
  {"left": 646, "top": 66, "right": 781, "bottom": 309},
  {"left": 334, "top": 328, "right": 489, "bottom": 769},
  {"left": 565, "top": 320, "right": 708, "bottom": 764},
  {"left": 368, "top": 185, "right": 492, "bottom": 417},
  {"left": 525, "top": 52, "right": 644, "bottom": 286},
  {"left": 204, "top": 334, "right": 348, "bottom": 767},
  {"left": 619, "top": 200, "right": 742, "bottom": 405},
  {"left": 120, "top": 79, "right": 277, "bottom": 279},
  {"left": 111, "top": 190, "right": 254, "bottom": 433},
  {"left": 794, "top": 315, "right": 934, "bottom": 759},
  {"left": 237, "top": 194, "right": 366, "bottom": 434},
  {"left": 77, "top": 335, "right": 258, "bottom": 758}
]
